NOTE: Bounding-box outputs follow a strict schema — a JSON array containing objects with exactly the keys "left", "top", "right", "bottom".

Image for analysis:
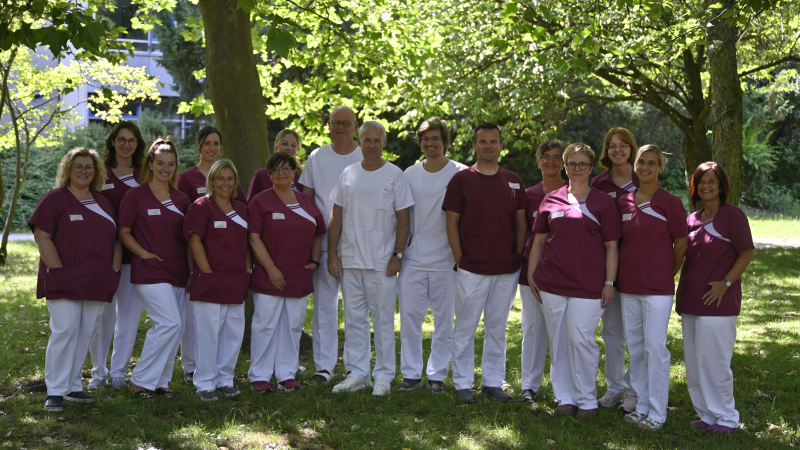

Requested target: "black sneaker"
[
  {"left": 519, "top": 388, "right": 537, "bottom": 403},
  {"left": 44, "top": 396, "right": 64, "bottom": 412},
  {"left": 397, "top": 378, "right": 423, "bottom": 391},
  {"left": 427, "top": 380, "right": 447, "bottom": 393},
  {"left": 456, "top": 389, "right": 474, "bottom": 404},
  {"left": 481, "top": 386, "right": 512, "bottom": 402},
  {"left": 64, "top": 391, "right": 95, "bottom": 403}
]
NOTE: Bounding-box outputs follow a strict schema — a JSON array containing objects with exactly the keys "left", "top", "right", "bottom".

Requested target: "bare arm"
[
  {"left": 387, "top": 207, "right": 410, "bottom": 276},
  {"left": 112, "top": 241, "right": 122, "bottom": 272},
  {"left": 249, "top": 231, "right": 286, "bottom": 291},
  {"left": 703, "top": 248, "right": 755, "bottom": 306},
  {"left": 515, "top": 209, "right": 527, "bottom": 255},
  {"left": 526, "top": 233, "right": 547, "bottom": 303},
  {"left": 445, "top": 210, "right": 462, "bottom": 265},
  {"left": 601, "top": 240, "right": 619, "bottom": 308},
  {"left": 188, "top": 234, "right": 212, "bottom": 273},
  {"left": 33, "top": 227, "right": 63, "bottom": 269},
  {"left": 326, "top": 204, "right": 344, "bottom": 279},
  {"left": 303, "top": 186, "right": 315, "bottom": 201},
  {"left": 672, "top": 236, "right": 688, "bottom": 275},
  {"left": 118, "top": 226, "right": 161, "bottom": 261},
  {"left": 304, "top": 234, "right": 322, "bottom": 270}
]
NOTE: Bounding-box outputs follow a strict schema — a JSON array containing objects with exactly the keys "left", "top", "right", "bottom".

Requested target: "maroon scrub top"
[
  {"left": 442, "top": 166, "right": 528, "bottom": 275},
  {"left": 617, "top": 189, "right": 688, "bottom": 295},
  {"left": 676, "top": 203, "right": 754, "bottom": 317},
  {"left": 247, "top": 168, "right": 304, "bottom": 202},
  {"left": 177, "top": 165, "right": 247, "bottom": 205},
  {"left": 519, "top": 182, "right": 563, "bottom": 286},
  {"left": 248, "top": 189, "right": 326, "bottom": 298},
  {"left": 97, "top": 164, "right": 141, "bottom": 264},
  {"left": 183, "top": 197, "right": 250, "bottom": 304},
  {"left": 533, "top": 186, "right": 621, "bottom": 299},
  {"left": 28, "top": 188, "right": 120, "bottom": 302},
  {"left": 118, "top": 185, "right": 190, "bottom": 287},
  {"left": 591, "top": 169, "right": 640, "bottom": 207}
]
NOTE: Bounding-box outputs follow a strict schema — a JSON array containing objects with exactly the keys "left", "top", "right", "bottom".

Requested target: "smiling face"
[
  {"left": 539, "top": 147, "right": 563, "bottom": 178},
  {"left": 328, "top": 107, "right": 358, "bottom": 145},
  {"left": 70, "top": 155, "right": 96, "bottom": 190},
  {"left": 358, "top": 127, "right": 386, "bottom": 164},
  {"left": 150, "top": 152, "right": 177, "bottom": 184},
  {"left": 565, "top": 151, "right": 592, "bottom": 183},
  {"left": 276, "top": 133, "right": 299, "bottom": 158},
  {"left": 634, "top": 150, "right": 663, "bottom": 184},
  {"left": 269, "top": 162, "right": 294, "bottom": 190},
  {"left": 197, "top": 132, "right": 221, "bottom": 164},
  {"left": 213, "top": 168, "right": 236, "bottom": 201},
  {"left": 114, "top": 128, "right": 138, "bottom": 160},
  {"left": 472, "top": 128, "right": 503, "bottom": 163},
  {"left": 607, "top": 133, "right": 632, "bottom": 167},
  {"left": 420, "top": 129, "right": 444, "bottom": 160},
  {"left": 697, "top": 169, "right": 720, "bottom": 204}
]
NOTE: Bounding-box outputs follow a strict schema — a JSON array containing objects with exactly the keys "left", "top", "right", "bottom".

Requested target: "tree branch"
[{"left": 738, "top": 55, "right": 800, "bottom": 78}]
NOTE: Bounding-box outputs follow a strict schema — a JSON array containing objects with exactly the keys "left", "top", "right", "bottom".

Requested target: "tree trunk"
[
  {"left": 682, "top": 124, "right": 712, "bottom": 201},
  {"left": 198, "top": 0, "right": 270, "bottom": 348},
  {"left": 707, "top": 0, "right": 743, "bottom": 205}
]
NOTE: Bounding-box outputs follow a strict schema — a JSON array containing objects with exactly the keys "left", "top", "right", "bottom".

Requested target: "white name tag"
[
  {"left": 69, "top": 215, "right": 83, "bottom": 221},
  {"left": 214, "top": 221, "right": 227, "bottom": 228},
  {"left": 148, "top": 209, "right": 161, "bottom": 216},
  {"left": 622, "top": 213, "right": 632, "bottom": 221},
  {"left": 197, "top": 187, "right": 207, "bottom": 194},
  {"left": 688, "top": 230, "right": 699, "bottom": 237},
  {"left": 532, "top": 211, "right": 538, "bottom": 218},
  {"left": 608, "top": 191, "right": 617, "bottom": 198},
  {"left": 272, "top": 213, "right": 285, "bottom": 220},
  {"left": 385, "top": 180, "right": 394, "bottom": 186},
  {"left": 508, "top": 182, "right": 520, "bottom": 189},
  {"left": 102, "top": 183, "right": 114, "bottom": 190},
  {"left": 551, "top": 210, "right": 564, "bottom": 219}
]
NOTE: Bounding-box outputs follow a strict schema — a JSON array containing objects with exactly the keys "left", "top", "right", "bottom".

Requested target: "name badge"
[
  {"left": 69, "top": 215, "right": 83, "bottom": 221},
  {"left": 688, "top": 230, "right": 699, "bottom": 237},
  {"left": 148, "top": 209, "right": 161, "bottom": 216},
  {"left": 272, "top": 213, "right": 285, "bottom": 220},
  {"left": 508, "top": 182, "right": 520, "bottom": 189},
  {"left": 608, "top": 192, "right": 617, "bottom": 198},
  {"left": 532, "top": 211, "right": 538, "bottom": 218},
  {"left": 102, "top": 183, "right": 114, "bottom": 190},
  {"left": 551, "top": 210, "right": 564, "bottom": 219},
  {"left": 385, "top": 180, "right": 394, "bottom": 186},
  {"left": 197, "top": 187, "right": 208, "bottom": 194},
  {"left": 214, "top": 221, "right": 227, "bottom": 228},
  {"left": 622, "top": 213, "right": 632, "bottom": 221}
]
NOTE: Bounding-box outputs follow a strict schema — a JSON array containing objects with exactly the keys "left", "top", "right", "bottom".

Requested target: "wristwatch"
[
  {"left": 604, "top": 281, "right": 616, "bottom": 287},
  {"left": 724, "top": 279, "right": 731, "bottom": 287},
  {"left": 392, "top": 252, "right": 404, "bottom": 260}
]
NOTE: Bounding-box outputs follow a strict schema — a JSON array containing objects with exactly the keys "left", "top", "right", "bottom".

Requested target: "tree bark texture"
[
  {"left": 198, "top": 0, "right": 270, "bottom": 347},
  {"left": 707, "top": 0, "right": 743, "bottom": 205}
]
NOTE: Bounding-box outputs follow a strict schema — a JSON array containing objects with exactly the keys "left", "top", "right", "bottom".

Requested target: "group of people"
[{"left": 31, "top": 105, "right": 754, "bottom": 435}]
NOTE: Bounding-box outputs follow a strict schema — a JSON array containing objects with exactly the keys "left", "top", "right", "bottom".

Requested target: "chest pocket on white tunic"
[{"left": 378, "top": 188, "right": 394, "bottom": 212}]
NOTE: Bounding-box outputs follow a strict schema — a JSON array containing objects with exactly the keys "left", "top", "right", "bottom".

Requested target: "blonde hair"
[
  {"left": 274, "top": 129, "right": 303, "bottom": 176},
  {"left": 55, "top": 147, "right": 106, "bottom": 192},
  {"left": 563, "top": 143, "right": 596, "bottom": 165},
  {"left": 599, "top": 127, "right": 638, "bottom": 169},
  {"left": 206, "top": 159, "right": 239, "bottom": 199},
  {"left": 139, "top": 138, "right": 179, "bottom": 188},
  {"left": 636, "top": 144, "right": 667, "bottom": 169}
]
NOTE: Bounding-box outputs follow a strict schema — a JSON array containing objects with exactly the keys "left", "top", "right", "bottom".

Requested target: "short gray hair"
[{"left": 358, "top": 121, "right": 387, "bottom": 142}]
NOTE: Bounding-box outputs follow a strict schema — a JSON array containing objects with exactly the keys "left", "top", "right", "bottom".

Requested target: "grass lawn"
[
  {"left": 1, "top": 240, "right": 799, "bottom": 449},
  {"left": 745, "top": 209, "right": 800, "bottom": 239}
]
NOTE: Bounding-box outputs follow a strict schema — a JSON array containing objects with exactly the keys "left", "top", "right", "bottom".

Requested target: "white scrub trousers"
[
  {"left": 601, "top": 290, "right": 631, "bottom": 394},
  {"left": 179, "top": 292, "right": 196, "bottom": 375},
  {"left": 312, "top": 251, "right": 348, "bottom": 374},
  {"left": 130, "top": 283, "right": 184, "bottom": 390},
  {"left": 520, "top": 285, "right": 549, "bottom": 392},
  {"left": 45, "top": 299, "right": 105, "bottom": 396},
  {"left": 249, "top": 294, "right": 308, "bottom": 383},
  {"left": 193, "top": 301, "right": 245, "bottom": 391}
]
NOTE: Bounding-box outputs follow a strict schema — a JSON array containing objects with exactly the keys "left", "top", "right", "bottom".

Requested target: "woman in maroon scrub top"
[
  {"left": 527, "top": 143, "right": 621, "bottom": 420},
  {"left": 248, "top": 152, "right": 325, "bottom": 393},
  {"left": 88, "top": 121, "right": 146, "bottom": 391},
  {"left": 617, "top": 145, "right": 688, "bottom": 430},
  {"left": 119, "top": 139, "right": 191, "bottom": 398},
  {"left": 590, "top": 127, "right": 638, "bottom": 411},
  {"left": 246, "top": 128, "right": 305, "bottom": 201},
  {"left": 676, "top": 162, "right": 754, "bottom": 435},
  {"left": 184, "top": 159, "right": 251, "bottom": 401},
  {"left": 31, "top": 147, "right": 121, "bottom": 412}
]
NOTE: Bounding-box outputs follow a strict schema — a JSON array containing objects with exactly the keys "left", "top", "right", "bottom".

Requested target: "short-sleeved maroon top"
[
  {"left": 591, "top": 170, "right": 640, "bottom": 206},
  {"left": 247, "top": 168, "right": 304, "bottom": 202},
  {"left": 118, "top": 185, "right": 190, "bottom": 287},
  {"left": 618, "top": 189, "right": 688, "bottom": 295},
  {"left": 97, "top": 164, "right": 141, "bottom": 264},
  {"left": 532, "top": 186, "right": 621, "bottom": 299},
  {"left": 177, "top": 165, "right": 247, "bottom": 205},
  {"left": 519, "top": 183, "right": 556, "bottom": 286},
  {"left": 442, "top": 166, "right": 528, "bottom": 275},
  {"left": 676, "top": 203, "right": 754, "bottom": 317},
  {"left": 28, "top": 188, "right": 120, "bottom": 302},
  {"left": 183, "top": 197, "right": 250, "bottom": 304},
  {"left": 248, "top": 188, "right": 326, "bottom": 298}
]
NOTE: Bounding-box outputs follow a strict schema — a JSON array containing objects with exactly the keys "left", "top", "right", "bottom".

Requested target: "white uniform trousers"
[
  {"left": 682, "top": 314, "right": 739, "bottom": 428},
  {"left": 109, "top": 265, "right": 143, "bottom": 378},
  {"left": 45, "top": 299, "right": 105, "bottom": 396},
  {"left": 312, "top": 251, "right": 348, "bottom": 374},
  {"left": 540, "top": 291, "right": 605, "bottom": 409},
  {"left": 520, "top": 286, "right": 549, "bottom": 392},
  {"left": 620, "top": 293, "right": 673, "bottom": 423},
  {"left": 193, "top": 301, "right": 245, "bottom": 391},
  {"left": 179, "top": 292, "right": 197, "bottom": 374},
  {"left": 452, "top": 268, "right": 519, "bottom": 391},
  {"left": 341, "top": 268, "right": 398, "bottom": 382},
  {"left": 398, "top": 268, "right": 455, "bottom": 381},
  {"left": 130, "top": 283, "right": 183, "bottom": 390},
  {"left": 249, "top": 294, "right": 308, "bottom": 382},
  {"left": 601, "top": 290, "right": 631, "bottom": 394}
]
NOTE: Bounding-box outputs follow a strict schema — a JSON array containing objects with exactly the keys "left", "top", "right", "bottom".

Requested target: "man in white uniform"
[
  {"left": 327, "top": 121, "right": 415, "bottom": 396},
  {"left": 398, "top": 117, "right": 466, "bottom": 393},
  {"left": 298, "top": 106, "right": 363, "bottom": 383}
]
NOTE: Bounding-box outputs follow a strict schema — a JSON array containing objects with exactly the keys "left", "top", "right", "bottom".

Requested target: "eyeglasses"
[
  {"left": 72, "top": 164, "right": 95, "bottom": 172},
  {"left": 116, "top": 137, "right": 138, "bottom": 147},
  {"left": 539, "top": 155, "right": 563, "bottom": 163},
  {"left": 420, "top": 136, "right": 441, "bottom": 144},
  {"left": 330, "top": 120, "right": 355, "bottom": 128},
  {"left": 278, "top": 141, "right": 299, "bottom": 150},
  {"left": 566, "top": 162, "right": 592, "bottom": 170},
  {"left": 608, "top": 143, "right": 630, "bottom": 152},
  {"left": 270, "top": 166, "right": 294, "bottom": 175}
]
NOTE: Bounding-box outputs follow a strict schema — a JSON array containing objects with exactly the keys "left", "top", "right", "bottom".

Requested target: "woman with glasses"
[
  {"left": 517, "top": 139, "right": 566, "bottom": 404},
  {"left": 119, "top": 139, "right": 191, "bottom": 399},
  {"left": 247, "top": 152, "right": 325, "bottom": 393},
  {"left": 676, "top": 162, "right": 754, "bottom": 435},
  {"left": 87, "top": 121, "right": 146, "bottom": 392},
  {"left": 590, "top": 127, "right": 639, "bottom": 412},
  {"left": 30, "top": 147, "right": 121, "bottom": 412},
  {"left": 616, "top": 145, "right": 688, "bottom": 430},
  {"left": 527, "top": 143, "right": 621, "bottom": 420},
  {"left": 184, "top": 159, "right": 251, "bottom": 401},
  {"left": 247, "top": 129, "right": 305, "bottom": 201}
]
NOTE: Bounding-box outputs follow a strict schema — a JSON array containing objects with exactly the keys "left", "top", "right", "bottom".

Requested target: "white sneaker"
[
  {"left": 619, "top": 394, "right": 638, "bottom": 413},
  {"left": 110, "top": 377, "right": 127, "bottom": 389},
  {"left": 372, "top": 379, "right": 391, "bottom": 396},
  {"left": 598, "top": 390, "right": 626, "bottom": 407},
  {"left": 332, "top": 376, "right": 369, "bottom": 394},
  {"left": 87, "top": 378, "right": 107, "bottom": 390}
]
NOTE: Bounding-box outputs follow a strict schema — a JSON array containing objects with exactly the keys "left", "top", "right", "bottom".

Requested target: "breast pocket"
[{"left": 378, "top": 188, "right": 394, "bottom": 212}]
